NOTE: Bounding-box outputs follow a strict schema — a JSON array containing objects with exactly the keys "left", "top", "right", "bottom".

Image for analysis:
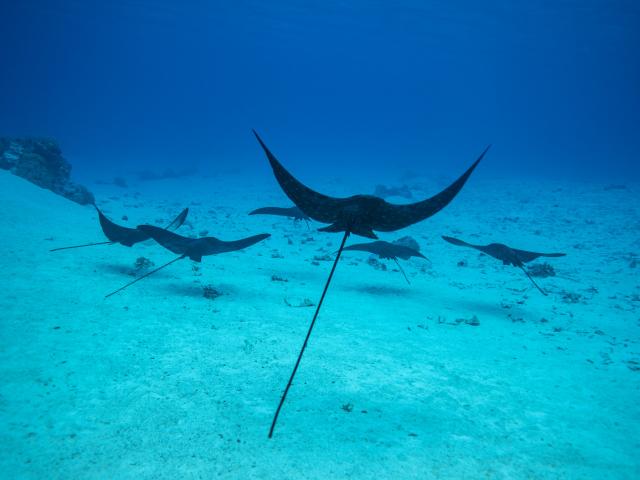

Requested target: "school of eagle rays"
[{"left": 52, "top": 131, "right": 566, "bottom": 438}]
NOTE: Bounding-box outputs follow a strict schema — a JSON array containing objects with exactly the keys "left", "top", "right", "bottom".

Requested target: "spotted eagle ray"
[
  {"left": 253, "top": 129, "right": 489, "bottom": 437},
  {"left": 441, "top": 235, "right": 566, "bottom": 295},
  {"left": 343, "top": 240, "right": 427, "bottom": 284},
  {"left": 249, "top": 205, "right": 310, "bottom": 229},
  {"left": 104, "top": 225, "right": 270, "bottom": 298},
  {"left": 50, "top": 205, "right": 189, "bottom": 251}
]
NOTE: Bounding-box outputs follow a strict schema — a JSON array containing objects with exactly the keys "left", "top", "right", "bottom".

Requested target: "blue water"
[
  {"left": 1, "top": 1, "right": 639, "bottom": 181},
  {"left": 1, "top": 2, "right": 640, "bottom": 479}
]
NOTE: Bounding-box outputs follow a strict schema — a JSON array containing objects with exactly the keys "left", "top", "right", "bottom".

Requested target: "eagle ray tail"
[{"left": 268, "top": 230, "right": 350, "bottom": 438}]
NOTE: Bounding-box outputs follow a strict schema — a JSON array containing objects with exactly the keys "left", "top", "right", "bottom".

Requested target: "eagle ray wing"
[
  {"left": 371, "top": 146, "right": 489, "bottom": 232},
  {"left": 254, "top": 130, "right": 343, "bottom": 224}
]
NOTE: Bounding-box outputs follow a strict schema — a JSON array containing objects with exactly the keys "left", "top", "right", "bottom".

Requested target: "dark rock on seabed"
[
  {"left": 528, "top": 262, "right": 556, "bottom": 278},
  {"left": 0, "top": 137, "right": 94, "bottom": 205}
]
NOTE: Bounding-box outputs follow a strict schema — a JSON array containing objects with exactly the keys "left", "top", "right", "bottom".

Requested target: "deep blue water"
[
  {"left": 1, "top": 1, "right": 639, "bottom": 182},
  {"left": 2, "top": 3, "right": 640, "bottom": 477}
]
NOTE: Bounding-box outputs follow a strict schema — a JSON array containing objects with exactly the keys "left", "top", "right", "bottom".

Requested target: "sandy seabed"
[{"left": 0, "top": 169, "right": 638, "bottom": 479}]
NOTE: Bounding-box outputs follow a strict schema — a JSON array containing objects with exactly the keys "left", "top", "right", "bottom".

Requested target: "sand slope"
[{"left": 0, "top": 170, "right": 639, "bottom": 479}]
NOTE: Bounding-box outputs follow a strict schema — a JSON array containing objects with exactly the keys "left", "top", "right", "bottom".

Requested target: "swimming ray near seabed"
[
  {"left": 343, "top": 240, "right": 429, "bottom": 285},
  {"left": 253, "top": 129, "right": 489, "bottom": 437},
  {"left": 441, "top": 235, "right": 566, "bottom": 296},
  {"left": 50, "top": 205, "right": 189, "bottom": 251},
  {"left": 249, "top": 205, "right": 311, "bottom": 229},
  {"left": 104, "top": 225, "right": 270, "bottom": 298}
]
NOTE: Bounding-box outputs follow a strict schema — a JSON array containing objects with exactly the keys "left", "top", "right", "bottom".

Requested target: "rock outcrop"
[{"left": 0, "top": 137, "right": 94, "bottom": 205}]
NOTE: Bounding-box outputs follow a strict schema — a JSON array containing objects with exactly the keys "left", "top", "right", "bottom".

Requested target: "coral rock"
[{"left": 0, "top": 137, "right": 94, "bottom": 205}]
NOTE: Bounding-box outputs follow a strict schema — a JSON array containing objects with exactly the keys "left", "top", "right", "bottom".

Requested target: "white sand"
[{"left": 0, "top": 169, "right": 638, "bottom": 479}]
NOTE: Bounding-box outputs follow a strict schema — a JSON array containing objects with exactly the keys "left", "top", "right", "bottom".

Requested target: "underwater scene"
[{"left": 1, "top": 1, "right": 639, "bottom": 479}]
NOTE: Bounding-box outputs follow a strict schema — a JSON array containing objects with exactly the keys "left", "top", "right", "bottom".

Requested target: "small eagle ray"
[
  {"left": 50, "top": 205, "right": 189, "bottom": 251},
  {"left": 104, "top": 225, "right": 270, "bottom": 298},
  {"left": 442, "top": 235, "right": 566, "bottom": 295},
  {"left": 343, "top": 240, "right": 428, "bottom": 284}
]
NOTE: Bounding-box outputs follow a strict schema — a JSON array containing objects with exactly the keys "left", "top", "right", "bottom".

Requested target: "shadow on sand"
[{"left": 344, "top": 283, "right": 412, "bottom": 297}]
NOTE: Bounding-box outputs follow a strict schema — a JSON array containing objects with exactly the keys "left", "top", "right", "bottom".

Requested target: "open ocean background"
[
  {"left": 1, "top": 1, "right": 639, "bottom": 182},
  {"left": 1, "top": 1, "right": 639, "bottom": 479}
]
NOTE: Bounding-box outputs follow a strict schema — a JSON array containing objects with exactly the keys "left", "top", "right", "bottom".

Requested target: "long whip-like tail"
[
  {"left": 518, "top": 264, "right": 547, "bottom": 296},
  {"left": 393, "top": 258, "right": 411, "bottom": 285},
  {"left": 268, "top": 230, "right": 350, "bottom": 438},
  {"left": 50, "top": 241, "right": 114, "bottom": 252},
  {"left": 104, "top": 255, "right": 185, "bottom": 299}
]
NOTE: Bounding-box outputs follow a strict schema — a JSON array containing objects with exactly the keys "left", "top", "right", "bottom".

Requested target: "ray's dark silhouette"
[
  {"left": 343, "top": 240, "right": 428, "bottom": 284},
  {"left": 104, "top": 225, "right": 270, "bottom": 298},
  {"left": 344, "top": 240, "right": 426, "bottom": 261},
  {"left": 249, "top": 205, "right": 310, "bottom": 221},
  {"left": 254, "top": 130, "right": 489, "bottom": 240},
  {"left": 249, "top": 205, "right": 310, "bottom": 229},
  {"left": 138, "top": 225, "right": 270, "bottom": 262},
  {"left": 50, "top": 205, "right": 189, "bottom": 251},
  {"left": 253, "top": 129, "right": 488, "bottom": 437},
  {"left": 441, "top": 235, "right": 566, "bottom": 295}
]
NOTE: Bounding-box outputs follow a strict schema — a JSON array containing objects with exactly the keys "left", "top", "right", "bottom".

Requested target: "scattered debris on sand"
[
  {"left": 284, "top": 297, "right": 315, "bottom": 308},
  {"left": 133, "top": 256, "right": 154, "bottom": 272},
  {"left": 203, "top": 284, "right": 223, "bottom": 300},
  {"left": 528, "top": 262, "right": 556, "bottom": 277}
]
